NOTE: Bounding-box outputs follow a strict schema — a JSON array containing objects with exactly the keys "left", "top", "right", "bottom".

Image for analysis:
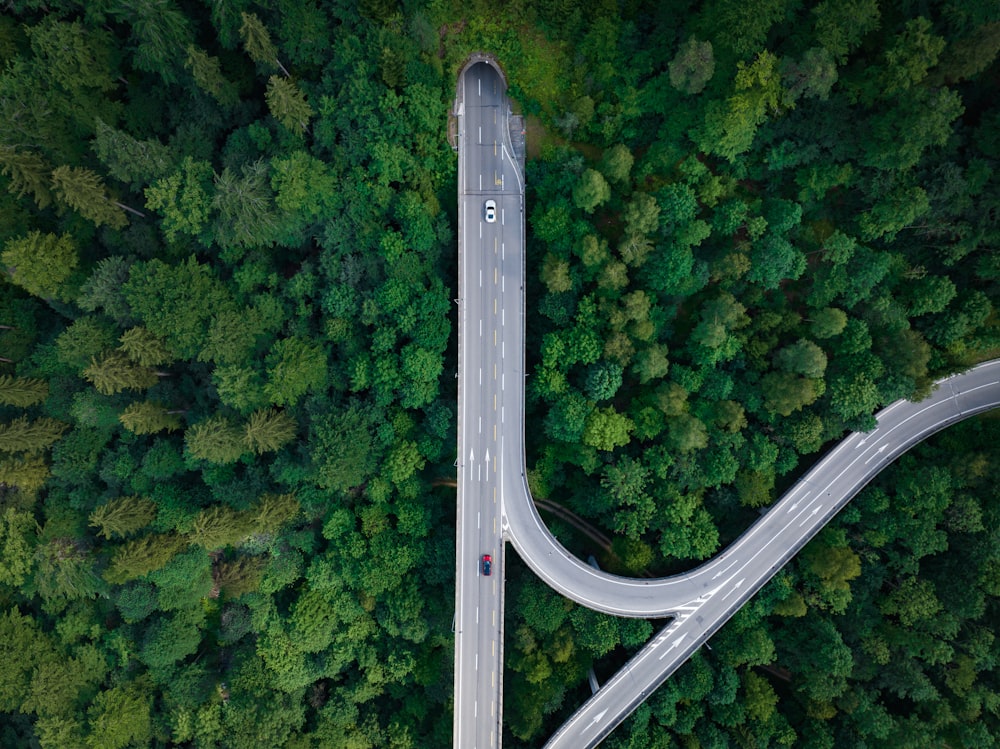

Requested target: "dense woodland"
[{"left": 0, "top": 0, "right": 998, "bottom": 747}]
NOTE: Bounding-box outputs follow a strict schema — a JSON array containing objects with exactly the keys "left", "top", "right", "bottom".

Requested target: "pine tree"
[
  {"left": 184, "top": 46, "right": 238, "bottom": 107},
  {"left": 0, "top": 375, "right": 48, "bottom": 407},
  {"left": 189, "top": 505, "right": 255, "bottom": 549},
  {"left": 83, "top": 352, "right": 159, "bottom": 395},
  {"left": 0, "top": 454, "right": 49, "bottom": 494},
  {"left": 89, "top": 496, "right": 157, "bottom": 540},
  {"left": 251, "top": 493, "right": 300, "bottom": 535},
  {"left": 103, "top": 533, "right": 186, "bottom": 585},
  {"left": 92, "top": 119, "right": 173, "bottom": 186},
  {"left": 50, "top": 165, "right": 130, "bottom": 229},
  {"left": 119, "top": 402, "right": 183, "bottom": 435},
  {"left": 2, "top": 231, "right": 78, "bottom": 301},
  {"left": 244, "top": 408, "right": 296, "bottom": 454},
  {"left": 185, "top": 414, "right": 245, "bottom": 464},
  {"left": 265, "top": 76, "right": 314, "bottom": 134},
  {"left": 118, "top": 327, "right": 173, "bottom": 367},
  {"left": 0, "top": 146, "right": 52, "bottom": 208},
  {"left": 0, "top": 416, "right": 68, "bottom": 454},
  {"left": 239, "top": 12, "right": 288, "bottom": 76}
]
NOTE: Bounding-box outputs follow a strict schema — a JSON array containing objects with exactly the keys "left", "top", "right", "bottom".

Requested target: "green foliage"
[
  {"left": 0, "top": 416, "right": 68, "bottom": 454},
  {"left": 119, "top": 401, "right": 183, "bottom": 435},
  {"left": 103, "top": 533, "right": 185, "bottom": 585},
  {"left": 51, "top": 165, "right": 128, "bottom": 230},
  {"left": 0, "top": 375, "right": 48, "bottom": 407},
  {"left": 185, "top": 414, "right": 246, "bottom": 464},
  {"left": 89, "top": 496, "right": 157, "bottom": 540},
  {"left": 573, "top": 168, "right": 611, "bottom": 214},
  {"left": 144, "top": 157, "right": 214, "bottom": 243},
  {"left": 2, "top": 231, "right": 78, "bottom": 301},
  {"left": 83, "top": 351, "right": 159, "bottom": 395},
  {"left": 669, "top": 36, "right": 715, "bottom": 95},
  {"left": 266, "top": 76, "right": 314, "bottom": 134},
  {"left": 264, "top": 337, "right": 327, "bottom": 407},
  {"left": 118, "top": 327, "right": 173, "bottom": 367}
]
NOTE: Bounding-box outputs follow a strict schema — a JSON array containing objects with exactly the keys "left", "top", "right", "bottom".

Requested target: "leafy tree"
[
  {"left": 0, "top": 375, "right": 48, "bottom": 407},
  {"left": 2, "top": 231, "right": 78, "bottom": 301},
  {"left": 761, "top": 371, "right": 822, "bottom": 416},
  {"left": 582, "top": 406, "right": 633, "bottom": 451},
  {"left": 144, "top": 157, "right": 214, "bottom": 243},
  {"left": 0, "top": 506, "right": 37, "bottom": 588},
  {"left": 0, "top": 416, "right": 68, "bottom": 454},
  {"left": 781, "top": 47, "right": 838, "bottom": 104},
  {"left": 122, "top": 255, "right": 234, "bottom": 359},
  {"left": 85, "top": 681, "right": 153, "bottom": 749},
  {"left": 264, "top": 337, "right": 327, "bottom": 407},
  {"left": 184, "top": 414, "right": 246, "bottom": 464},
  {"left": 266, "top": 76, "right": 314, "bottom": 134},
  {"left": 669, "top": 36, "right": 714, "bottom": 95},
  {"left": 599, "top": 144, "right": 634, "bottom": 184},
  {"left": 89, "top": 496, "right": 157, "bottom": 540},
  {"left": 813, "top": 0, "right": 881, "bottom": 61},
  {"left": 244, "top": 408, "right": 297, "bottom": 454},
  {"left": 809, "top": 307, "right": 848, "bottom": 339},
  {"left": 573, "top": 168, "right": 611, "bottom": 214},
  {"left": 584, "top": 361, "right": 623, "bottom": 401},
  {"left": 774, "top": 339, "right": 828, "bottom": 378},
  {"left": 50, "top": 165, "right": 129, "bottom": 229},
  {"left": 83, "top": 352, "right": 159, "bottom": 395}
]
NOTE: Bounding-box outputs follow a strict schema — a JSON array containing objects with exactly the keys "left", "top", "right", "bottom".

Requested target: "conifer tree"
[
  {"left": 244, "top": 408, "right": 296, "bottom": 454},
  {"left": 189, "top": 505, "right": 255, "bottom": 549},
  {"left": 0, "top": 455, "right": 49, "bottom": 494},
  {"left": 2, "top": 231, "right": 78, "bottom": 301},
  {"left": 119, "top": 402, "right": 183, "bottom": 435},
  {"left": 184, "top": 46, "right": 238, "bottom": 107},
  {"left": 118, "top": 327, "right": 173, "bottom": 367},
  {"left": 239, "top": 12, "right": 288, "bottom": 76},
  {"left": 0, "top": 146, "right": 52, "bottom": 208},
  {"left": 0, "top": 416, "right": 68, "bottom": 454},
  {"left": 184, "top": 414, "right": 245, "bottom": 464},
  {"left": 89, "top": 496, "right": 157, "bottom": 540},
  {"left": 92, "top": 119, "right": 173, "bottom": 187},
  {"left": 103, "top": 533, "right": 186, "bottom": 585},
  {"left": 251, "top": 493, "right": 300, "bottom": 536},
  {"left": 51, "top": 165, "right": 131, "bottom": 229},
  {"left": 0, "top": 375, "right": 48, "bottom": 407},
  {"left": 83, "top": 352, "right": 159, "bottom": 395},
  {"left": 265, "top": 76, "right": 314, "bottom": 134}
]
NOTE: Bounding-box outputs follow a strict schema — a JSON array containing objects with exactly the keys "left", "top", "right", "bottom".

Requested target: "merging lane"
[{"left": 454, "top": 60, "right": 523, "bottom": 749}]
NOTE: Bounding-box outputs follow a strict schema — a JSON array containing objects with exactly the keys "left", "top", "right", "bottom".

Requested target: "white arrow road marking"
[
  {"left": 799, "top": 505, "right": 822, "bottom": 527},
  {"left": 658, "top": 632, "right": 688, "bottom": 660},
  {"left": 712, "top": 559, "right": 738, "bottom": 580},
  {"left": 785, "top": 491, "right": 810, "bottom": 514},
  {"left": 864, "top": 444, "right": 890, "bottom": 464},
  {"left": 857, "top": 428, "right": 879, "bottom": 447},
  {"left": 721, "top": 578, "right": 745, "bottom": 601},
  {"left": 582, "top": 709, "right": 609, "bottom": 734}
]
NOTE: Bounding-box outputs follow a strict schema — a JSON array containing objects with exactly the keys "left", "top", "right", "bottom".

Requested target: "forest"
[{"left": 0, "top": 0, "right": 998, "bottom": 747}]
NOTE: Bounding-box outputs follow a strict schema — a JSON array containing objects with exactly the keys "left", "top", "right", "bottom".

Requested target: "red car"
[{"left": 481, "top": 554, "right": 492, "bottom": 576}]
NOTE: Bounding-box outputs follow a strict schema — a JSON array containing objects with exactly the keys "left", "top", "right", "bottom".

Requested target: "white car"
[{"left": 484, "top": 200, "right": 496, "bottom": 223}]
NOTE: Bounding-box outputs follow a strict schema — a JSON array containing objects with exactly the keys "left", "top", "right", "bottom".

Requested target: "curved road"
[{"left": 452, "top": 56, "right": 1000, "bottom": 749}]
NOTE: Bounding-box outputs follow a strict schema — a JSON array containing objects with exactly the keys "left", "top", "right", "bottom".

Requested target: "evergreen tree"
[
  {"left": 119, "top": 401, "right": 183, "bottom": 435},
  {"left": 0, "top": 416, "right": 68, "bottom": 455},
  {"left": 184, "top": 45, "right": 238, "bottom": 107},
  {"left": 0, "top": 146, "right": 52, "bottom": 208},
  {"left": 0, "top": 375, "right": 48, "bottom": 407},
  {"left": 185, "top": 414, "right": 245, "bottom": 464},
  {"left": 77, "top": 256, "right": 134, "bottom": 324},
  {"left": 89, "top": 496, "right": 157, "bottom": 540},
  {"left": 189, "top": 505, "right": 255, "bottom": 549},
  {"left": 251, "top": 493, "right": 300, "bottom": 536},
  {"left": 239, "top": 12, "right": 288, "bottom": 76},
  {"left": 83, "top": 352, "right": 159, "bottom": 395},
  {"left": 0, "top": 454, "right": 49, "bottom": 494},
  {"left": 244, "top": 408, "right": 297, "bottom": 454},
  {"left": 50, "top": 165, "right": 130, "bottom": 229},
  {"left": 118, "top": 327, "right": 173, "bottom": 367},
  {"left": 103, "top": 533, "right": 185, "bottom": 585},
  {"left": 265, "top": 76, "right": 314, "bottom": 134},
  {"left": 92, "top": 119, "right": 173, "bottom": 187},
  {"left": 2, "top": 231, "right": 78, "bottom": 301}
]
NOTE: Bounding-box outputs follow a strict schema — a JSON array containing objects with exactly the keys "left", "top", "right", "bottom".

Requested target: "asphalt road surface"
[
  {"left": 531, "top": 359, "right": 1000, "bottom": 748},
  {"left": 451, "top": 58, "right": 1000, "bottom": 749},
  {"left": 453, "top": 59, "right": 524, "bottom": 749}
]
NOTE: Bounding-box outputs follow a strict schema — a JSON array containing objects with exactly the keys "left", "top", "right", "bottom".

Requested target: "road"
[
  {"left": 530, "top": 359, "right": 1000, "bottom": 748},
  {"left": 453, "top": 59, "right": 524, "bottom": 749},
  {"left": 451, "top": 58, "right": 1000, "bottom": 749}
]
